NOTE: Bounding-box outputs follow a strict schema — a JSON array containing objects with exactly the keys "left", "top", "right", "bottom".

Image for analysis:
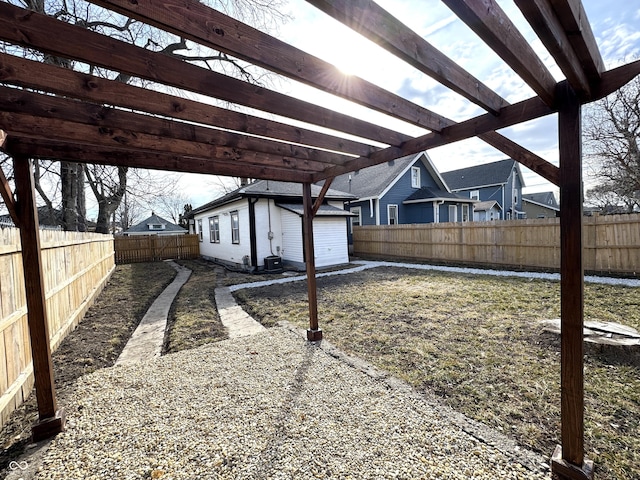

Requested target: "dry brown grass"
[{"left": 235, "top": 266, "right": 640, "bottom": 480}]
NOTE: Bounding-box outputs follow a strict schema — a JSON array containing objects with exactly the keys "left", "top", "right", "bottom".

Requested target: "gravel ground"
[{"left": 17, "top": 326, "right": 550, "bottom": 480}]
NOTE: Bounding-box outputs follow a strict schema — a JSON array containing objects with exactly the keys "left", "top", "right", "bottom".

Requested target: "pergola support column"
[
  {"left": 551, "top": 84, "right": 593, "bottom": 480},
  {"left": 302, "top": 182, "right": 322, "bottom": 342},
  {"left": 13, "top": 156, "right": 65, "bottom": 441}
]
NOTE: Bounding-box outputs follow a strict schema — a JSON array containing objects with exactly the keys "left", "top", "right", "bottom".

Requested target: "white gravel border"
[{"left": 228, "top": 260, "right": 640, "bottom": 291}]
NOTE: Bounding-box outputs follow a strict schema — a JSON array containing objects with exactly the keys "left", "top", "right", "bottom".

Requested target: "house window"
[
  {"left": 449, "top": 205, "right": 458, "bottom": 222},
  {"left": 149, "top": 224, "right": 164, "bottom": 230},
  {"left": 350, "top": 207, "right": 361, "bottom": 234},
  {"left": 209, "top": 216, "right": 220, "bottom": 243},
  {"left": 388, "top": 204, "right": 398, "bottom": 225},
  {"left": 197, "top": 219, "right": 203, "bottom": 242},
  {"left": 462, "top": 204, "right": 469, "bottom": 222},
  {"left": 433, "top": 202, "right": 440, "bottom": 223},
  {"left": 230, "top": 211, "right": 240, "bottom": 244},
  {"left": 411, "top": 166, "right": 421, "bottom": 188},
  {"left": 514, "top": 189, "right": 519, "bottom": 206},
  {"left": 470, "top": 190, "right": 480, "bottom": 201}
]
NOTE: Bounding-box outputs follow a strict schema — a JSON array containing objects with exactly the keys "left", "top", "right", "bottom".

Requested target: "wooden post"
[
  {"left": 302, "top": 182, "right": 322, "bottom": 341},
  {"left": 13, "top": 156, "right": 65, "bottom": 441},
  {"left": 551, "top": 84, "right": 593, "bottom": 480}
]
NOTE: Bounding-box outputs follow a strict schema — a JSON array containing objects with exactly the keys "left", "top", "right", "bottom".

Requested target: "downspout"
[
  {"left": 267, "top": 198, "right": 275, "bottom": 256},
  {"left": 248, "top": 198, "right": 258, "bottom": 270}
]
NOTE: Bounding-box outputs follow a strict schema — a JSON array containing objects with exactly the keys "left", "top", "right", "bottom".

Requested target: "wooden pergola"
[{"left": 0, "top": 1, "right": 638, "bottom": 478}]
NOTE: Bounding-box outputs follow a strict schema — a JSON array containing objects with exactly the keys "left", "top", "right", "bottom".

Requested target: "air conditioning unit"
[{"left": 264, "top": 255, "right": 283, "bottom": 273}]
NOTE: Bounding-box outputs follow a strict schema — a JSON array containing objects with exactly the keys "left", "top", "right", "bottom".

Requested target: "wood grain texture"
[{"left": 442, "top": 0, "right": 557, "bottom": 106}]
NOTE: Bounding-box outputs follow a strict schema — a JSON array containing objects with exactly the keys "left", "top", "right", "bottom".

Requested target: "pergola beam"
[
  {"left": 442, "top": 0, "right": 558, "bottom": 106},
  {"left": 90, "top": 0, "right": 451, "bottom": 133},
  {"left": 553, "top": 82, "right": 594, "bottom": 480},
  {"left": 5, "top": 138, "right": 311, "bottom": 182},
  {"left": 0, "top": 112, "right": 341, "bottom": 175},
  {"left": 549, "top": 0, "right": 604, "bottom": 83},
  {"left": 0, "top": 2, "right": 410, "bottom": 147},
  {"left": 304, "top": 0, "right": 508, "bottom": 115},
  {"left": 0, "top": 88, "right": 356, "bottom": 171},
  {"left": 514, "top": 0, "right": 591, "bottom": 97},
  {"left": 0, "top": 53, "right": 379, "bottom": 159},
  {"left": 12, "top": 156, "right": 65, "bottom": 441}
]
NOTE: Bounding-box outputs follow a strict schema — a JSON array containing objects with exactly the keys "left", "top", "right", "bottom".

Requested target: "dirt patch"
[{"left": 0, "top": 261, "right": 177, "bottom": 475}]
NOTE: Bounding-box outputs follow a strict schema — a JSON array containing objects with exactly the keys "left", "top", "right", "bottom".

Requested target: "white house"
[{"left": 190, "top": 180, "right": 356, "bottom": 271}]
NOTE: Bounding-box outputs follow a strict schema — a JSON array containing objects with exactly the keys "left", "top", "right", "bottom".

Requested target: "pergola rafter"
[{"left": 0, "top": 0, "right": 638, "bottom": 478}]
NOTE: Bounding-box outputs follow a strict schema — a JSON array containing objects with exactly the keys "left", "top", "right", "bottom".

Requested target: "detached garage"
[{"left": 190, "top": 180, "right": 356, "bottom": 271}]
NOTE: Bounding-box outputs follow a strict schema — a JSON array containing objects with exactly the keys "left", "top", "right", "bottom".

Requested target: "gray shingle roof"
[
  {"left": 123, "top": 213, "right": 187, "bottom": 234},
  {"left": 276, "top": 203, "right": 355, "bottom": 216},
  {"left": 522, "top": 192, "right": 559, "bottom": 209},
  {"left": 191, "top": 180, "right": 355, "bottom": 215},
  {"left": 328, "top": 153, "right": 421, "bottom": 198},
  {"left": 403, "top": 187, "right": 473, "bottom": 203},
  {"left": 441, "top": 159, "right": 516, "bottom": 190}
]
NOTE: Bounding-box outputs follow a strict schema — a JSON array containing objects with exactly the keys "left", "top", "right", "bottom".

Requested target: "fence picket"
[
  {"left": 114, "top": 234, "right": 200, "bottom": 264},
  {"left": 0, "top": 228, "right": 114, "bottom": 429},
  {"left": 353, "top": 213, "right": 640, "bottom": 275}
]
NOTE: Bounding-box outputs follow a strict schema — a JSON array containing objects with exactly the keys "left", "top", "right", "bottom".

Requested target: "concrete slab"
[
  {"left": 116, "top": 261, "right": 191, "bottom": 365},
  {"left": 214, "top": 286, "right": 266, "bottom": 338}
]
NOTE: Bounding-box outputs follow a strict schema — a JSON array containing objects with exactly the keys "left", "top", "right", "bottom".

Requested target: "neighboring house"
[
  {"left": 472, "top": 200, "right": 502, "bottom": 222},
  {"left": 441, "top": 159, "right": 525, "bottom": 220},
  {"left": 122, "top": 212, "right": 188, "bottom": 236},
  {"left": 190, "top": 180, "right": 355, "bottom": 271},
  {"left": 522, "top": 192, "right": 560, "bottom": 218},
  {"left": 0, "top": 207, "right": 62, "bottom": 230},
  {"left": 327, "top": 151, "right": 475, "bottom": 241}
]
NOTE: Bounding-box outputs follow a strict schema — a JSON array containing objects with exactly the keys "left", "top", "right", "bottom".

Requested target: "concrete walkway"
[
  {"left": 116, "top": 260, "right": 192, "bottom": 365},
  {"left": 214, "top": 286, "right": 266, "bottom": 338}
]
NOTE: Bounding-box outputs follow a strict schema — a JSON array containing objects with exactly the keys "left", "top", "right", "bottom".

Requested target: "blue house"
[
  {"left": 441, "top": 159, "right": 525, "bottom": 220},
  {"left": 327, "top": 152, "right": 475, "bottom": 241}
]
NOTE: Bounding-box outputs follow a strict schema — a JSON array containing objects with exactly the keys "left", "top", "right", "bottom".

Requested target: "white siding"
[
  {"left": 313, "top": 217, "right": 349, "bottom": 267},
  {"left": 281, "top": 210, "right": 304, "bottom": 264},
  {"left": 254, "top": 200, "right": 284, "bottom": 263},
  {"left": 280, "top": 210, "right": 349, "bottom": 268},
  {"left": 194, "top": 199, "right": 252, "bottom": 266}
]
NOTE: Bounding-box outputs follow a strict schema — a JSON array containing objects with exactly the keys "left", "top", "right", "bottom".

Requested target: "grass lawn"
[{"left": 234, "top": 266, "right": 640, "bottom": 480}]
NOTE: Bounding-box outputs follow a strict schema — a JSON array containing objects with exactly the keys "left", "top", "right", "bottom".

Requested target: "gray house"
[
  {"left": 122, "top": 213, "right": 188, "bottom": 236},
  {"left": 441, "top": 159, "right": 525, "bottom": 220},
  {"left": 522, "top": 192, "right": 560, "bottom": 218}
]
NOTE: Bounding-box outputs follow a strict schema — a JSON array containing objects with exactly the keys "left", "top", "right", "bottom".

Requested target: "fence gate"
[{"left": 114, "top": 234, "right": 200, "bottom": 264}]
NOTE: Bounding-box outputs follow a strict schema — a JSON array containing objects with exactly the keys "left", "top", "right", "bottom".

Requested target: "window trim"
[
  {"left": 197, "top": 219, "right": 203, "bottom": 242},
  {"left": 448, "top": 204, "right": 458, "bottom": 223},
  {"left": 387, "top": 204, "right": 398, "bottom": 225},
  {"left": 209, "top": 215, "right": 220, "bottom": 243},
  {"left": 230, "top": 210, "right": 240, "bottom": 244},
  {"left": 462, "top": 204, "right": 469, "bottom": 222},
  {"left": 411, "top": 166, "right": 421, "bottom": 188},
  {"left": 470, "top": 190, "right": 480, "bottom": 201}
]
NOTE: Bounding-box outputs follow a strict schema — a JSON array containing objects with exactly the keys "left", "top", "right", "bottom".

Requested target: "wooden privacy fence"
[
  {"left": 0, "top": 228, "right": 114, "bottom": 427},
  {"left": 114, "top": 234, "right": 200, "bottom": 264},
  {"left": 353, "top": 213, "right": 640, "bottom": 275}
]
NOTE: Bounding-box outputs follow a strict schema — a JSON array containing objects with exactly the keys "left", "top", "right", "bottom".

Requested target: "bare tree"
[
  {"left": 4, "top": 0, "right": 288, "bottom": 232},
  {"left": 584, "top": 73, "right": 640, "bottom": 213}
]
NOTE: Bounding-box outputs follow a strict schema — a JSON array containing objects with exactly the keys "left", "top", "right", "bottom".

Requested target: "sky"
[{"left": 177, "top": 0, "right": 640, "bottom": 211}]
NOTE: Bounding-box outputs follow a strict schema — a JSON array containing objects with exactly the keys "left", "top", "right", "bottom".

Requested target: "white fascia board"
[
  {"left": 403, "top": 197, "right": 476, "bottom": 205},
  {"left": 377, "top": 152, "right": 424, "bottom": 199},
  {"left": 522, "top": 198, "right": 560, "bottom": 210}
]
